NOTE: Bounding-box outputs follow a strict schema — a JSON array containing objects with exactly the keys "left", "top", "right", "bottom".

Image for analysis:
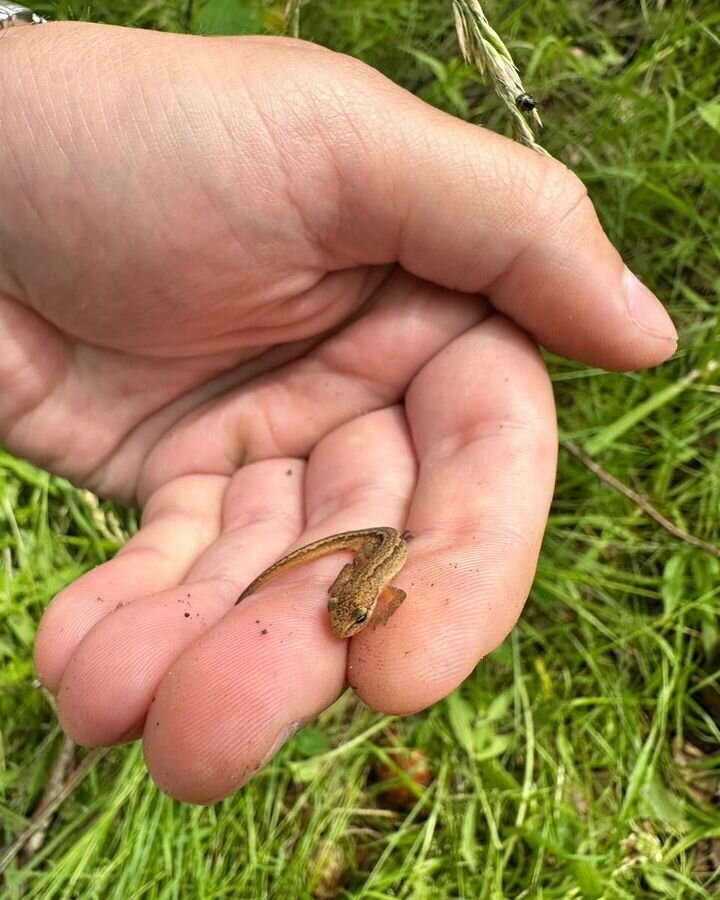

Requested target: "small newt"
[{"left": 235, "top": 527, "right": 411, "bottom": 638}]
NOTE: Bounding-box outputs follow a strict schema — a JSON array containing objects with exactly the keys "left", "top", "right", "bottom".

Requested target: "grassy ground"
[{"left": 2, "top": 1, "right": 720, "bottom": 896}]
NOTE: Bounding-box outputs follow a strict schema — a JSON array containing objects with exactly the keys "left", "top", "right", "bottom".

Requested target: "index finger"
[{"left": 348, "top": 314, "right": 557, "bottom": 713}]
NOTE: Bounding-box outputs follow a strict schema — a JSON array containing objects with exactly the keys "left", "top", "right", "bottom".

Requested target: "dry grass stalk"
[
  {"left": 562, "top": 441, "right": 720, "bottom": 561},
  {"left": 19, "top": 736, "right": 77, "bottom": 864},
  {"left": 0, "top": 748, "right": 107, "bottom": 875},
  {"left": 283, "top": 1, "right": 546, "bottom": 155},
  {"left": 284, "top": 0, "right": 306, "bottom": 38},
  {"left": 452, "top": 0, "right": 548, "bottom": 155}
]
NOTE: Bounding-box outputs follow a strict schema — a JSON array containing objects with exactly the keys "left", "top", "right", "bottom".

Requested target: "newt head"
[
  {"left": 327, "top": 590, "right": 374, "bottom": 639},
  {"left": 326, "top": 531, "right": 409, "bottom": 638}
]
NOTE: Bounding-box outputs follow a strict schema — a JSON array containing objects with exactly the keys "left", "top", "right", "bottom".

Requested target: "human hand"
[{"left": 1, "top": 24, "right": 676, "bottom": 802}]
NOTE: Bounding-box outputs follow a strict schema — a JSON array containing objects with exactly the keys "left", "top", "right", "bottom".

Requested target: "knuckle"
[{"left": 535, "top": 160, "right": 593, "bottom": 236}]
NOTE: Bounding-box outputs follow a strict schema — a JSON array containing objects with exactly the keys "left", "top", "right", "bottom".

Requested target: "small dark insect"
[{"left": 516, "top": 92, "right": 538, "bottom": 113}]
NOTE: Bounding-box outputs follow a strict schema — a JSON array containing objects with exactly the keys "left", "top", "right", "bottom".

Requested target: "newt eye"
[{"left": 354, "top": 610, "right": 368, "bottom": 625}]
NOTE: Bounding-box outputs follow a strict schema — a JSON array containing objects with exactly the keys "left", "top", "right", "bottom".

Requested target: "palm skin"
[{"left": 0, "top": 24, "right": 676, "bottom": 802}]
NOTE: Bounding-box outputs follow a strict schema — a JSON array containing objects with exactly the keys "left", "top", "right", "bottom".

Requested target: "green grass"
[{"left": 3, "top": 0, "right": 720, "bottom": 896}]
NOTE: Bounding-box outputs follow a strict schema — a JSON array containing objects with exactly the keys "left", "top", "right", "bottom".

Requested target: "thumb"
[{"left": 320, "top": 64, "right": 676, "bottom": 371}]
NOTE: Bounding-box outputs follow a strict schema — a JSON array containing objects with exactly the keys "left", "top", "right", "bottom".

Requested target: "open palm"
[{"left": 0, "top": 24, "right": 676, "bottom": 802}]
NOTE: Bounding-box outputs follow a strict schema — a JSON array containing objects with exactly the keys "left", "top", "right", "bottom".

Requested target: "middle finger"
[{"left": 143, "top": 406, "right": 416, "bottom": 802}]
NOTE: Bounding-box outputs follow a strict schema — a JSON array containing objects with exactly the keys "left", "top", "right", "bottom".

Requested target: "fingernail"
[{"left": 623, "top": 268, "right": 677, "bottom": 344}]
